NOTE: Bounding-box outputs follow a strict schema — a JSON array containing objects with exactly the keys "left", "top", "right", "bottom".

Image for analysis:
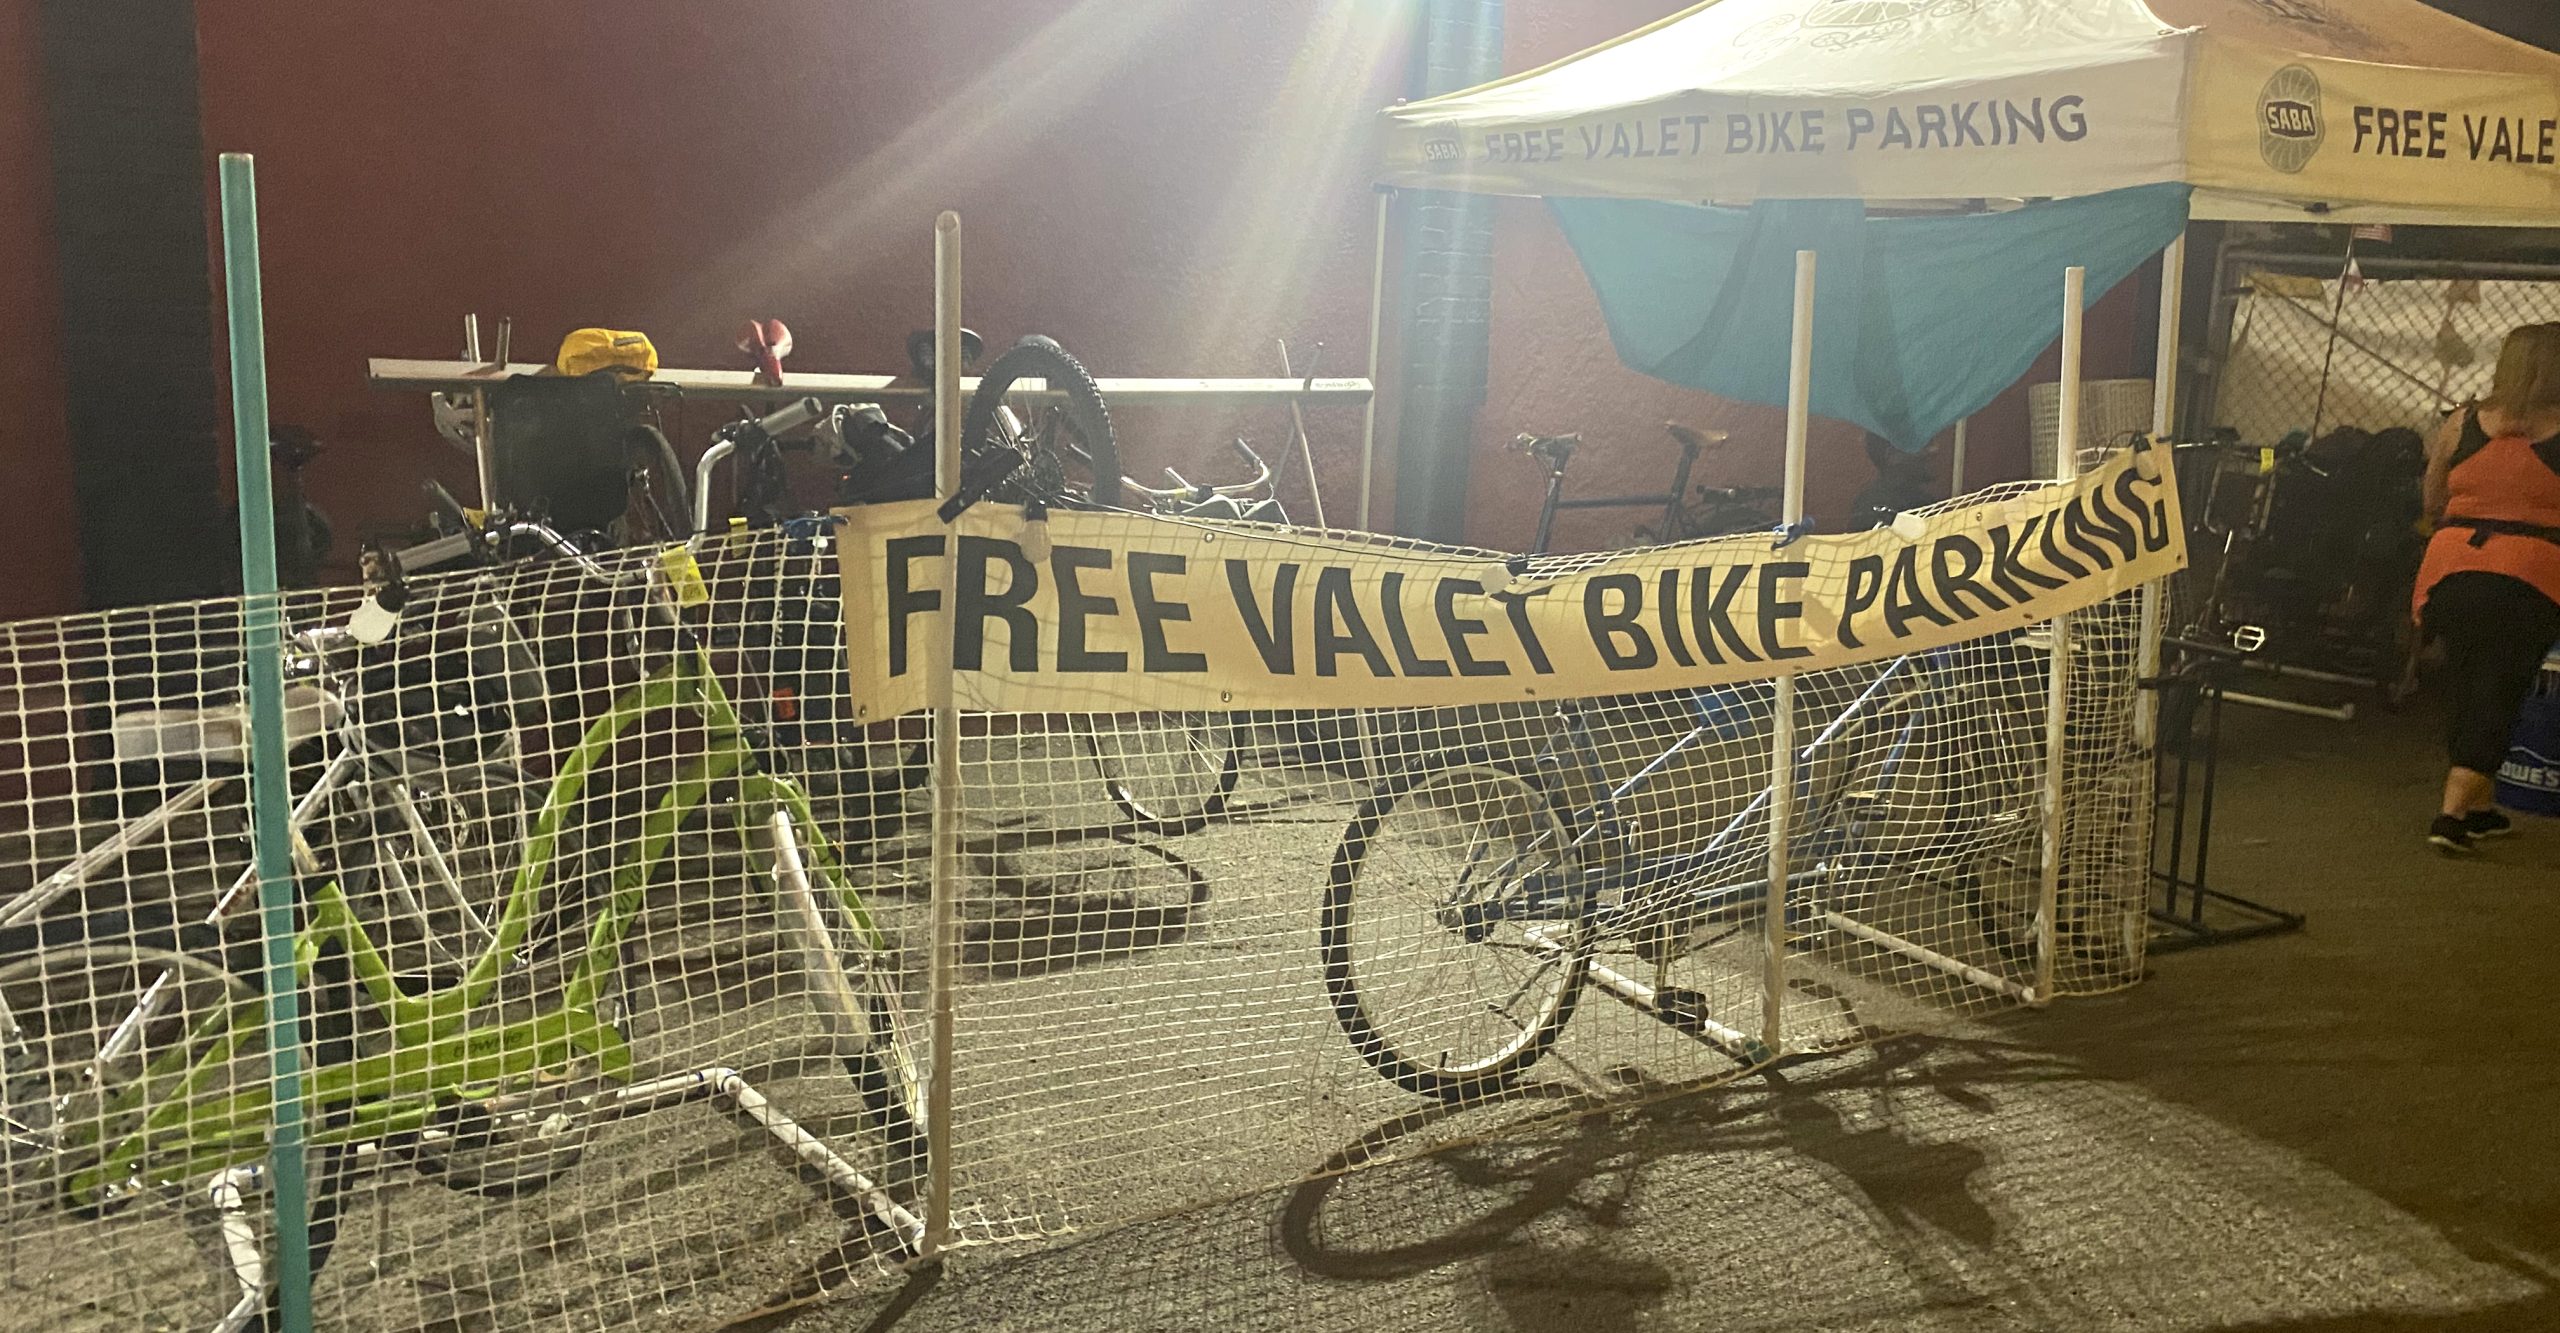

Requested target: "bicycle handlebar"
[
  {"left": 756, "top": 396, "right": 824, "bottom": 438},
  {"left": 1131, "top": 438, "right": 1273, "bottom": 504}
]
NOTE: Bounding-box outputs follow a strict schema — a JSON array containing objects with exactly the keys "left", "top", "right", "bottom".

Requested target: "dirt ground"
[{"left": 767, "top": 698, "right": 2560, "bottom": 1333}]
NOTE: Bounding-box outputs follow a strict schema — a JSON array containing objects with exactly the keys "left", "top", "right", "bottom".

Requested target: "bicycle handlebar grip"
[{"left": 756, "top": 396, "right": 824, "bottom": 438}]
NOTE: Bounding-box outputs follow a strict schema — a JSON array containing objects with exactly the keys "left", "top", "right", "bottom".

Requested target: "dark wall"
[
  {"left": 0, "top": 0, "right": 85, "bottom": 618},
  {"left": 44, "top": 0, "right": 228, "bottom": 609},
  {"left": 191, "top": 0, "right": 1411, "bottom": 576}
]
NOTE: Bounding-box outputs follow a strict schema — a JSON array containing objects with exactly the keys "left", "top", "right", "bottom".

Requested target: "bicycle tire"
[
  {"left": 1081, "top": 711, "right": 1240, "bottom": 835},
  {"left": 1322, "top": 755, "right": 1593, "bottom": 1102},
  {"left": 960, "top": 336, "right": 1122, "bottom": 510},
  {"left": 0, "top": 943, "right": 260, "bottom": 1218}
]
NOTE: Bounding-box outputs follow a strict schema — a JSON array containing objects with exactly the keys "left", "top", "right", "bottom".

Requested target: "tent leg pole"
[
  {"left": 1359, "top": 187, "right": 1391, "bottom": 533},
  {"left": 2040, "top": 266, "right": 2087, "bottom": 1006},
  {"left": 2139, "top": 231, "right": 2187, "bottom": 751},
  {"left": 1950, "top": 417, "right": 1968, "bottom": 494},
  {"left": 1762, "top": 249, "right": 1816, "bottom": 1059}
]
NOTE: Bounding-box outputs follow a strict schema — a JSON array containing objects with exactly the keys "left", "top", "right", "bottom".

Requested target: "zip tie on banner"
[{"left": 1770, "top": 517, "right": 1815, "bottom": 550}]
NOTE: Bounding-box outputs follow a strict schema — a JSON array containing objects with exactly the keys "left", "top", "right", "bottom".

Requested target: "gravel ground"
[{"left": 15, "top": 701, "right": 2553, "bottom": 1332}]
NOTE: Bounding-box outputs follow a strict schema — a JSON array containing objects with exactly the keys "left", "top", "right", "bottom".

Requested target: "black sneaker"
[
  {"left": 2464, "top": 809, "right": 2515, "bottom": 839},
  {"left": 2429, "top": 815, "right": 2475, "bottom": 855}
]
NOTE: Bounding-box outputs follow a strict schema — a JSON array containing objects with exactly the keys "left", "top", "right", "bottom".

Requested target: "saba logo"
[
  {"left": 1421, "top": 134, "right": 1462, "bottom": 170},
  {"left": 2257, "top": 65, "right": 2325, "bottom": 174}
]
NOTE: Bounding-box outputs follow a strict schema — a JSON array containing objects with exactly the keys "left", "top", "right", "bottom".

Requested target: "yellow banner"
[
  {"left": 834, "top": 449, "right": 2185, "bottom": 718},
  {"left": 2191, "top": 39, "right": 2560, "bottom": 221}
]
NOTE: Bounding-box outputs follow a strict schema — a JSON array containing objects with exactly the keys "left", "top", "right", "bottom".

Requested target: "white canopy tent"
[
  {"left": 1352, "top": 0, "right": 2560, "bottom": 523},
  {"left": 1375, "top": 0, "right": 2560, "bottom": 226}
]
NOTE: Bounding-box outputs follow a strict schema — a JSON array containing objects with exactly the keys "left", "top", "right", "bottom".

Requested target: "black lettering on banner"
[
  {"left": 1756, "top": 561, "right": 1815, "bottom": 661},
  {"left": 2034, "top": 504, "right": 2093, "bottom": 579},
  {"left": 1380, "top": 572, "right": 1452, "bottom": 678},
  {"left": 1435, "top": 577, "right": 1509, "bottom": 677},
  {"left": 1313, "top": 566, "right": 1393, "bottom": 678},
  {"left": 2114, "top": 467, "right": 2171, "bottom": 552},
  {"left": 1727, "top": 115, "right": 1754, "bottom": 154},
  {"left": 1585, "top": 574, "right": 1658, "bottom": 670},
  {"left": 1226, "top": 560, "right": 1298, "bottom": 674},
  {"left": 2058, "top": 494, "right": 2116, "bottom": 571},
  {"left": 1128, "top": 551, "right": 1207, "bottom": 674},
  {"left": 1579, "top": 125, "right": 1603, "bottom": 159},
  {"left": 953, "top": 535, "right": 1040, "bottom": 672},
  {"left": 1987, "top": 516, "right": 2068, "bottom": 602},
  {"left": 1687, "top": 564, "right": 1762, "bottom": 664},
  {"left": 1801, "top": 108, "right": 1826, "bottom": 152},
  {"left": 885, "top": 534, "right": 945, "bottom": 677},
  {"left": 1915, "top": 104, "right": 1949, "bottom": 149},
  {"left": 2354, "top": 104, "right": 2375, "bottom": 154},
  {"left": 1883, "top": 546, "right": 1955, "bottom": 637},
  {"left": 2052, "top": 94, "right": 2088, "bottom": 142},
  {"left": 1495, "top": 589, "right": 1558, "bottom": 674},
  {"left": 1685, "top": 113, "right": 1713, "bottom": 153},
  {"left": 1838, "top": 553, "right": 1887, "bottom": 650},
  {"left": 2430, "top": 110, "right": 2450, "bottom": 159},
  {"left": 2075, "top": 479, "right": 2142, "bottom": 564},
  {"left": 2465, "top": 113, "right": 2488, "bottom": 160},
  {"left": 1051, "top": 546, "right": 1126, "bottom": 673},
  {"left": 1655, "top": 569, "right": 1697, "bottom": 667},
  {"left": 1928, "top": 534, "right": 2006, "bottom": 618},
  {"left": 1846, "top": 106, "right": 1876, "bottom": 150}
]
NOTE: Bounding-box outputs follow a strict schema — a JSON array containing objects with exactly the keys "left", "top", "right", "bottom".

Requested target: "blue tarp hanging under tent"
[{"left": 1548, "top": 183, "right": 2193, "bottom": 451}]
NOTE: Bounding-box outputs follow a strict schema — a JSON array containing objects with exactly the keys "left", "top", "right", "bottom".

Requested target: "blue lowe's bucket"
[{"left": 2496, "top": 647, "right": 2560, "bottom": 817}]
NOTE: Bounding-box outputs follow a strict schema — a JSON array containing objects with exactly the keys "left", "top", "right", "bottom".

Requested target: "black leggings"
[{"left": 2423, "top": 571, "right": 2560, "bottom": 775}]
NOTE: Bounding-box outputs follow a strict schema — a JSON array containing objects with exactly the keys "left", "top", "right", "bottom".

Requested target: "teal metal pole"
[{"left": 218, "top": 151, "right": 314, "bottom": 1333}]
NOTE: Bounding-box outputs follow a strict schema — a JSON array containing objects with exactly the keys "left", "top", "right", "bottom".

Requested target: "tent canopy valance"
[{"left": 1379, "top": 0, "right": 2560, "bottom": 227}]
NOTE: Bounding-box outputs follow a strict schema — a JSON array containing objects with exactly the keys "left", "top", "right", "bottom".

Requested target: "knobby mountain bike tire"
[
  {"left": 960, "top": 336, "right": 1122, "bottom": 511},
  {"left": 1322, "top": 754, "right": 1594, "bottom": 1102}
]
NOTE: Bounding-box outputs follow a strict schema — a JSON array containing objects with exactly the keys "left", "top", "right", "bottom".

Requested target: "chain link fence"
[{"left": 2209, "top": 255, "right": 2560, "bottom": 445}]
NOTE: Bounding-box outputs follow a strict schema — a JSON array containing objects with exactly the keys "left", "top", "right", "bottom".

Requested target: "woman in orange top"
[{"left": 2413, "top": 322, "right": 2560, "bottom": 853}]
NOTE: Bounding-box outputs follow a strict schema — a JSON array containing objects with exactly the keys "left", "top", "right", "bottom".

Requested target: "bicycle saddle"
[
  {"left": 1665, "top": 422, "right": 1729, "bottom": 451},
  {"left": 905, "top": 327, "right": 985, "bottom": 378}
]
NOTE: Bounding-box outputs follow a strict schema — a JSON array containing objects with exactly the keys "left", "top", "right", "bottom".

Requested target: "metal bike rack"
[{"left": 2149, "top": 647, "right": 2308, "bottom": 952}]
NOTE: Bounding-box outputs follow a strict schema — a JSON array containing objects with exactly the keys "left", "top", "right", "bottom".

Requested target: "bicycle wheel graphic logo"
[
  {"left": 2257, "top": 64, "right": 2326, "bottom": 174},
  {"left": 1734, "top": 0, "right": 1984, "bottom": 53}
]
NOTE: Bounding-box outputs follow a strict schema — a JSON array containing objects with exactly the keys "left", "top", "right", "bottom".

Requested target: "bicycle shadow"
[
  {"left": 1277, "top": 1035, "right": 2087, "bottom": 1306},
  {"left": 956, "top": 837, "right": 1209, "bottom": 979}
]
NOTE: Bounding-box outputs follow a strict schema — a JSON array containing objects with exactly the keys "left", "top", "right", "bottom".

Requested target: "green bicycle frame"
[{"left": 66, "top": 647, "right": 893, "bottom": 1205}]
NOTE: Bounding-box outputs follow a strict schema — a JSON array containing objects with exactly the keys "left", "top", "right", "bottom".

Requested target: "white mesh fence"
[{"left": 0, "top": 467, "right": 2158, "bottom": 1329}]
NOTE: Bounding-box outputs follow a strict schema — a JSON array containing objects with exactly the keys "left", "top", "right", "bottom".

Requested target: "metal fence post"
[
  {"left": 924, "top": 210, "right": 964, "bottom": 1261},
  {"left": 217, "top": 151, "right": 314, "bottom": 1333},
  {"left": 2038, "top": 266, "right": 2088, "bottom": 1005},
  {"left": 1762, "top": 249, "right": 1815, "bottom": 1058}
]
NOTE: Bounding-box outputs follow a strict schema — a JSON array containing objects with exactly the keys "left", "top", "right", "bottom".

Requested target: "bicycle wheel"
[
  {"left": 1322, "top": 757, "right": 1593, "bottom": 1102},
  {"left": 960, "top": 336, "right": 1122, "bottom": 510},
  {"left": 0, "top": 944, "right": 259, "bottom": 1216},
  {"left": 1082, "top": 711, "right": 1239, "bottom": 835}
]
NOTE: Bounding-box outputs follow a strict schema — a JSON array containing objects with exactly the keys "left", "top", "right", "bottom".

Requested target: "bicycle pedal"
[{"left": 1649, "top": 986, "right": 1713, "bottom": 1035}]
